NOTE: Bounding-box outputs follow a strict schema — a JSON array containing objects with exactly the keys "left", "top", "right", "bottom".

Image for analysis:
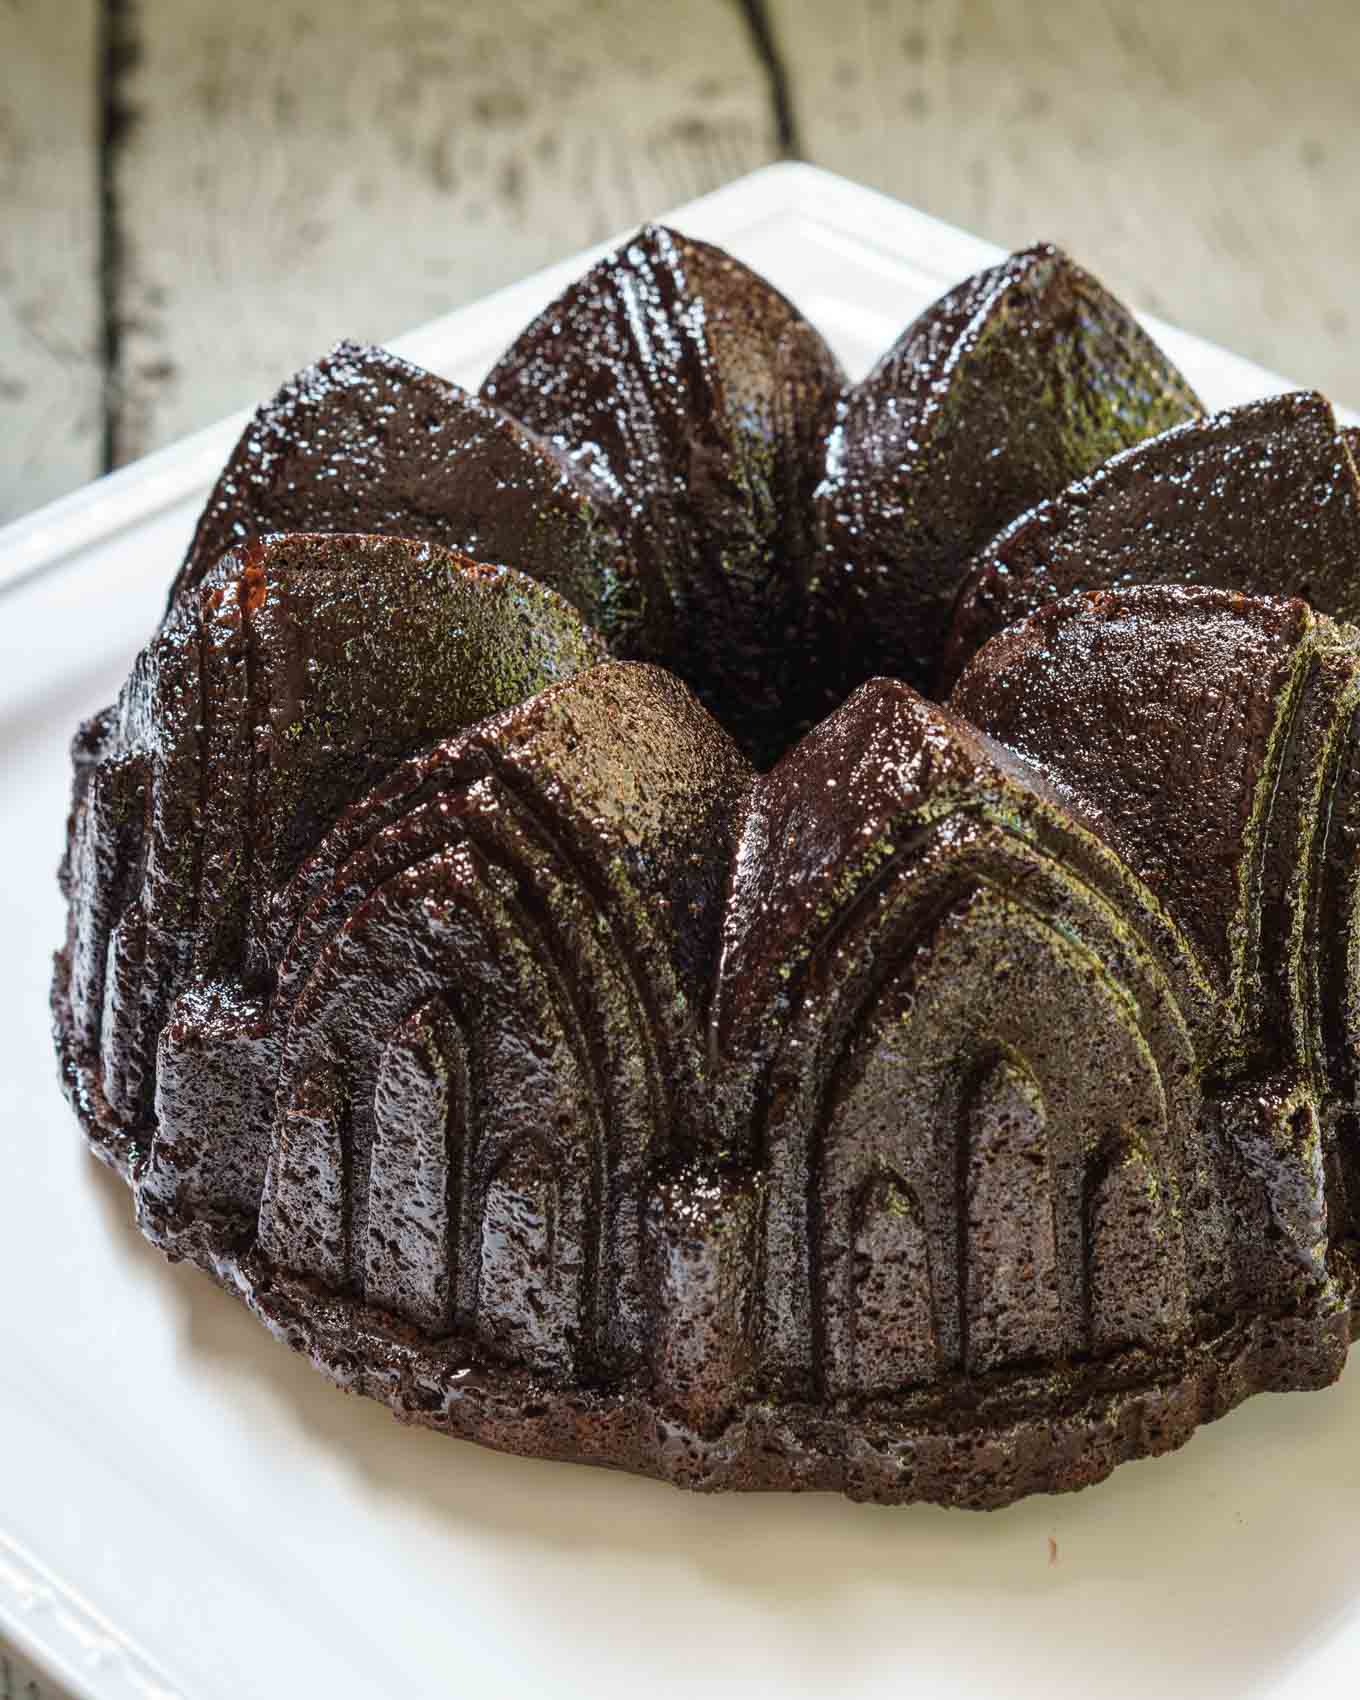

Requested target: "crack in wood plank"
[
  {"left": 735, "top": 0, "right": 801, "bottom": 156},
  {"left": 97, "top": 0, "right": 137, "bottom": 472},
  {"left": 4, "top": 0, "right": 1360, "bottom": 525},
  {"left": 767, "top": 0, "right": 1360, "bottom": 409},
  {"left": 0, "top": 0, "right": 101, "bottom": 523},
  {"left": 105, "top": 0, "right": 780, "bottom": 464}
]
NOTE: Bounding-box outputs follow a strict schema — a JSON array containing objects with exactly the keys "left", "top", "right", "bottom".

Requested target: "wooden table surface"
[
  {"left": 1, "top": 3, "right": 1357, "bottom": 1693},
  {"left": 2, "top": 0, "right": 1358, "bottom": 527}
]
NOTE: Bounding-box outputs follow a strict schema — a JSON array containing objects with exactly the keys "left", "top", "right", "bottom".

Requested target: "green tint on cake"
[{"left": 52, "top": 228, "right": 1360, "bottom": 1509}]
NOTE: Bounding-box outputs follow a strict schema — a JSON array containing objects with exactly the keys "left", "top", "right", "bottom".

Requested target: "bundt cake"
[{"left": 53, "top": 224, "right": 1360, "bottom": 1509}]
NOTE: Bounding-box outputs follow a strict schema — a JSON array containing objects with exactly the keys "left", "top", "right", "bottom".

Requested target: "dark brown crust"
[
  {"left": 55, "top": 618, "right": 1360, "bottom": 1510},
  {"left": 941, "top": 392, "right": 1360, "bottom": 694},
  {"left": 42, "top": 1067, "right": 1357, "bottom": 1510},
  {"left": 950, "top": 585, "right": 1311, "bottom": 988},
  {"left": 482, "top": 223, "right": 846, "bottom": 765},
  {"left": 806, "top": 242, "right": 1201, "bottom": 705},
  {"left": 169, "top": 341, "right": 628, "bottom": 642},
  {"left": 53, "top": 231, "right": 1360, "bottom": 1511}
]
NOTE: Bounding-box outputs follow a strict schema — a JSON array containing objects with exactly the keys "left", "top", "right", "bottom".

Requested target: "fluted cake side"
[{"left": 53, "top": 227, "right": 1360, "bottom": 1508}]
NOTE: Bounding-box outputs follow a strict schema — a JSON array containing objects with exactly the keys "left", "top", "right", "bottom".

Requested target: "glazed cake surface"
[{"left": 54, "top": 225, "right": 1360, "bottom": 1508}]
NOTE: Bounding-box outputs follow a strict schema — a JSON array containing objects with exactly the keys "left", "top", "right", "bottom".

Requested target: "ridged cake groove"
[{"left": 52, "top": 226, "right": 1360, "bottom": 1508}]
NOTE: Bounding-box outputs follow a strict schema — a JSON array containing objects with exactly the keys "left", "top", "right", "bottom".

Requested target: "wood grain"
[
  {"left": 108, "top": 0, "right": 779, "bottom": 462},
  {"left": 0, "top": 0, "right": 101, "bottom": 524},
  {"left": 0, "top": 1642, "right": 65, "bottom": 1698},
  {"left": 4, "top": 0, "right": 1360, "bottom": 527},
  {"left": 768, "top": 0, "right": 1360, "bottom": 409}
]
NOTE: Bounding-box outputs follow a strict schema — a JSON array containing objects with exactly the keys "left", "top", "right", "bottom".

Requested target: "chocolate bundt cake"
[{"left": 53, "top": 225, "right": 1360, "bottom": 1509}]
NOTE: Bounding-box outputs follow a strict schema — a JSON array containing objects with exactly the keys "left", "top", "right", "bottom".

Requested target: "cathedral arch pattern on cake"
[{"left": 53, "top": 226, "right": 1360, "bottom": 1507}]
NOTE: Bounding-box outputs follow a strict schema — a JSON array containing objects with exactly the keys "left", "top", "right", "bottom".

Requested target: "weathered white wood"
[
  {"left": 770, "top": 0, "right": 1360, "bottom": 410},
  {"left": 110, "top": 0, "right": 779, "bottom": 461},
  {"left": 0, "top": 1642, "right": 66, "bottom": 1698},
  {"left": 0, "top": 0, "right": 101, "bottom": 524},
  {"left": 7, "top": 0, "right": 1360, "bottom": 527}
]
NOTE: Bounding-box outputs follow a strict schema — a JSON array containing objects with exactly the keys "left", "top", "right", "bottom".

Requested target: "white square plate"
[{"left": 3, "top": 163, "right": 1358, "bottom": 1700}]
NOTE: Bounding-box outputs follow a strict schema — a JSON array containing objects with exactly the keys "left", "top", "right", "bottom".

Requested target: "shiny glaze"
[
  {"left": 482, "top": 223, "right": 844, "bottom": 764},
  {"left": 170, "top": 340, "right": 627, "bottom": 640},
  {"left": 807, "top": 242, "right": 1201, "bottom": 705},
  {"left": 52, "top": 230, "right": 1360, "bottom": 1508},
  {"left": 941, "top": 390, "right": 1360, "bottom": 692}
]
